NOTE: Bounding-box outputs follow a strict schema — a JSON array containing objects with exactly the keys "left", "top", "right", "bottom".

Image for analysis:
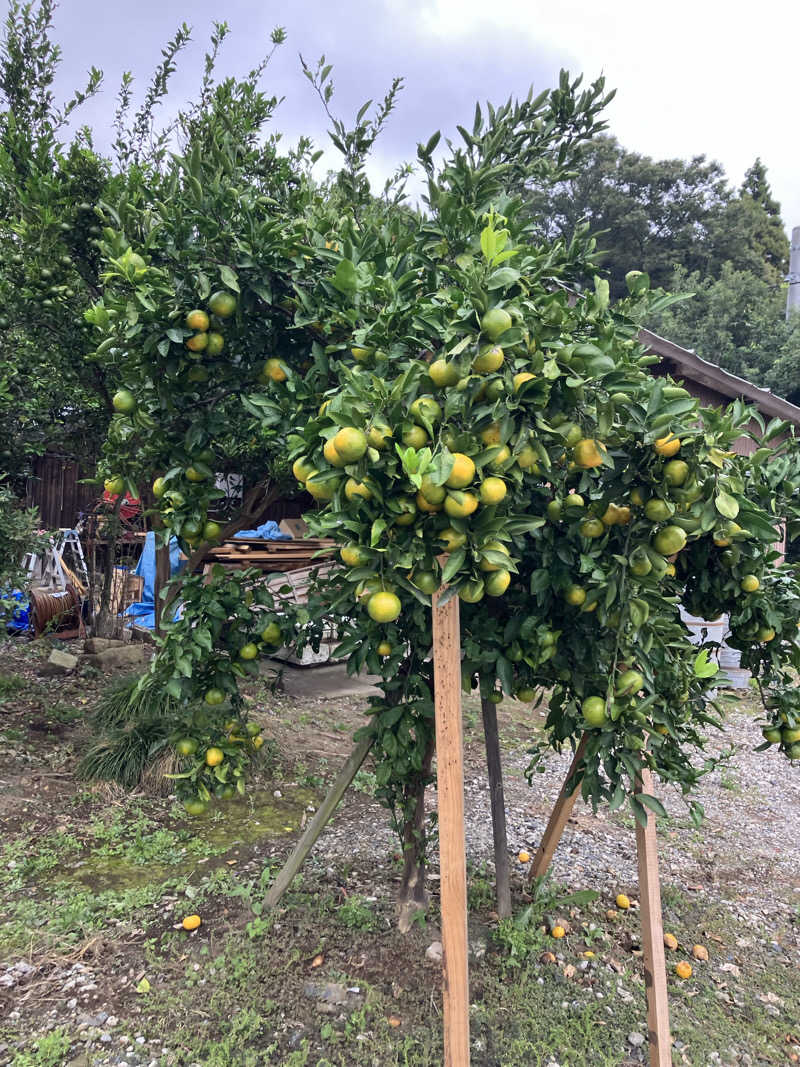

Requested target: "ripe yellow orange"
[
  {"left": 186, "top": 332, "right": 208, "bottom": 353},
  {"left": 615, "top": 894, "right": 631, "bottom": 910},
  {"left": 377, "top": 641, "right": 392, "bottom": 656},
  {"left": 323, "top": 439, "right": 347, "bottom": 468},
  {"left": 333, "top": 427, "right": 368, "bottom": 462},
  {"left": 262, "top": 357, "right": 287, "bottom": 382},
  {"left": 446, "top": 453, "right": 476, "bottom": 489},
  {"left": 573, "top": 438, "right": 607, "bottom": 469},
  {"left": 345, "top": 477, "right": 372, "bottom": 501},
  {"left": 104, "top": 476, "right": 125, "bottom": 495},
  {"left": 340, "top": 544, "right": 370, "bottom": 567},
  {"left": 182, "top": 914, "right": 202, "bottom": 931},
  {"left": 740, "top": 574, "right": 759, "bottom": 593},
  {"left": 654, "top": 434, "right": 681, "bottom": 457},
  {"left": 367, "top": 418, "right": 392, "bottom": 449},
  {"left": 564, "top": 584, "right": 586, "bottom": 606},
  {"left": 473, "top": 344, "right": 505, "bottom": 373},
  {"left": 490, "top": 444, "right": 511, "bottom": 469},
  {"left": 479, "top": 541, "right": 510, "bottom": 572},
  {"left": 485, "top": 569, "right": 511, "bottom": 596},
  {"left": 444, "top": 490, "right": 479, "bottom": 518},
  {"left": 416, "top": 491, "right": 442, "bottom": 513},
  {"left": 205, "top": 747, "right": 224, "bottom": 767},
  {"left": 419, "top": 476, "right": 446, "bottom": 504},
  {"left": 479, "top": 477, "right": 507, "bottom": 505},
  {"left": 428, "top": 358, "right": 460, "bottom": 387},
  {"left": 292, "top": 456, "right": 315, "bottom": 483},
  {"left": 551, "top": 925, "right": 566, "bottom": 939},
  {"left": 675, "top": 961, "right": 692, "bottom": 980},
  {"left": 663, "top": 933, "right": 679, "bottom": 951},
  {"left": 439, "top": 527, "right": 467, "bottom": 551},
  {"left": 186, "top": 309, "right": 210, "bottom": 331},
  {"left": 479, "top": 423, "right": 502, "bottom": 446},
  {"left": 306, "top": 471, "right": 337, "bottom": 501},
  {"left": 513, "top": 372, "right": 536, "bottom": 391},
  {"left": 692, "top": 944, "right": 709, "bottom": 961},
  {"left": 367, "top": 591, "right": 402, "bottom": 623},
  {"left": 410, "top": 397, "right": 442, "bottom": 425},
  {"left": 518, "top": 850, "right": 531, "bottom": 863}
]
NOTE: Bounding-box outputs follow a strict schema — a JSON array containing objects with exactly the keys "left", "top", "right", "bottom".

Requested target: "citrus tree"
[{"left": 87, "top": 50, "right": 800, "bottom": 922}]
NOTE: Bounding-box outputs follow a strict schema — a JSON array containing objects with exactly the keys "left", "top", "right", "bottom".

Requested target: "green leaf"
[
  {"left": 332, "top": 259, "right": 358, "bottom": 294},
  {"left": 441, "top": 549, "right": 466, "bottom": 584},
  {"left": 693, "top": 649, "right": 719, "bottom": 679},
  {"left": 219, "top": 265, "right": 240, "bottom": 292},
  {"left": 638, "top": 793, "right": 667, "bottom": 819},
  {"left": 714, "top": 491, "right": 739, "bottom": 519}
]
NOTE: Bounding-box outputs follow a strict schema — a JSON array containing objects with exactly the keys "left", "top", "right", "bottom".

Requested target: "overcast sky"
[{"left": 48, "top": 0, "right": 799, "bottom": 236}]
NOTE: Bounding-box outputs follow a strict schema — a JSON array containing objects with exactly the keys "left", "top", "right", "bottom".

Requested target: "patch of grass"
[
  {"left": 351, "top": 768, "right": 377, "bottom": 796},
  {"left": 335, "top": 894, "right": 377, "bottom": 931},
  {"left": 467, "top": 863, "right": 495, "bottom": 911},
  {"left": 0, "top": 671, "right": 26, "bottom": 701},
  {"left": 9, "top": 1027, "right": 73, "bottom": 1066}
]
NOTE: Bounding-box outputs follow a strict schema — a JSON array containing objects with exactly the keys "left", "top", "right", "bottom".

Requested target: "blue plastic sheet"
[
  {"left": 233, "top": 520, "right": 290, "bottom": 541},
  {"left": 4, "top": 590, "right": 30, "bottom": 633},
  {"left": 124, "top": 532, "right": 185, "bottom": 630}
]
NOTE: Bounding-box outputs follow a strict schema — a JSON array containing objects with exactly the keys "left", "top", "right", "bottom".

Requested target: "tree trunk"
[
  {"left": 154, "top": 540, "right": 172, "bottom": 635},
  {"left": 93, "top": 494, "right": 123, "bottom": 638},
  {"left": 396, "top": 734, "right": 435, "bottom": 933},
  {"left": 481, "top": 697, "right": 512, "bottom": 918}
]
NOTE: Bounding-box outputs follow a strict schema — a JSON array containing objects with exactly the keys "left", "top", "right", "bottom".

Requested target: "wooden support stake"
[
  {"left": 264, "top": 734, "right": 374, "bottom": 910},
  {"left": 530, "top": 733, "right": 589, "bottom": 881},
  {"left": 480, "top": 697, "right": 512, "bottom": 919},
  {"left": 432, "top": 587, "right": 470, "bottom": 1067},
  {"left": 635, "top": 767, "right": 672, "bottom": 1066}
]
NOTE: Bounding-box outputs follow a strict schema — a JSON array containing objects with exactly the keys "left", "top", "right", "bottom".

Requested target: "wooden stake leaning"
[
  {"left": 529, "top": 732, "right": 589, "bottom": 882},
  {"left": 264, "top": 734, "right": 374, "bottom": 911},
  {"left": 635, "top": 767, "right": 672, "bottom": 1066},
  {"left": 431, "top": 586, "right": 471, "bottom": 1067},
  {"left": 530, "top": 745, "right": 672, "bottom": 1067},
  {"left": 480, "top": 696, "right": 512, "bottom": 919}
]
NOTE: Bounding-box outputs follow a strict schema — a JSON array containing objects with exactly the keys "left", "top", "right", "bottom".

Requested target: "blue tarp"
[
  {"left": 233, "top": 520, "right": 290, "bottom": 541},
  {"left": 4, "top": 590, "right": 30, "bottom": 633},
  {"left": 124, "top": 532, "right": 185, "bottom": 630}
]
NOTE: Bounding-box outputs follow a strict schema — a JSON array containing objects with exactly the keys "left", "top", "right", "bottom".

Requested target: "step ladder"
[{"left": 39, "top": 530, "right": 90, "bottom": 595}]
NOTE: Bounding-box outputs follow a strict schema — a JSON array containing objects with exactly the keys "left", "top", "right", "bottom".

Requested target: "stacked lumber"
[{"left": 203, "top": 536, "right": 335, "bottom": 573}]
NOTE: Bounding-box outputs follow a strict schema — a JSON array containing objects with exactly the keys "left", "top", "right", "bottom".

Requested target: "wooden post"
[
  {"left": 431, "top": 587, "right": 470, "bottom": 1067},
  {"left": 530, "top": 733, "right": 589, "bottom": 881},
  {"left": 635, "top": 767, "right": 672, "bottom": 1066},
  {"left": 265, "top": 734, "right": 374, "bottom": 910},
  {"left": 480, "top": 697, "right": 512, "bottom": 919}
]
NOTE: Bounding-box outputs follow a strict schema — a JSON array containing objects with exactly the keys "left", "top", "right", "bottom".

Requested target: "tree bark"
[
  {"left": 93, "top": 493, "right": 123, "bottom": 638},
  {"left": 396, "top": 734, "right": 435, "bottom": 934},
  {"left": 481, "top": 697, "right": 512, "bottom": 918},
  {"left": 160, "top": 481, "right": 284, "bottom": 619}
]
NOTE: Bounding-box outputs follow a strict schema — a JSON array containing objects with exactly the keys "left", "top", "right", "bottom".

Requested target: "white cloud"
[{"left": 415, "top": 0, "right": 800, "bottom": 233}]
